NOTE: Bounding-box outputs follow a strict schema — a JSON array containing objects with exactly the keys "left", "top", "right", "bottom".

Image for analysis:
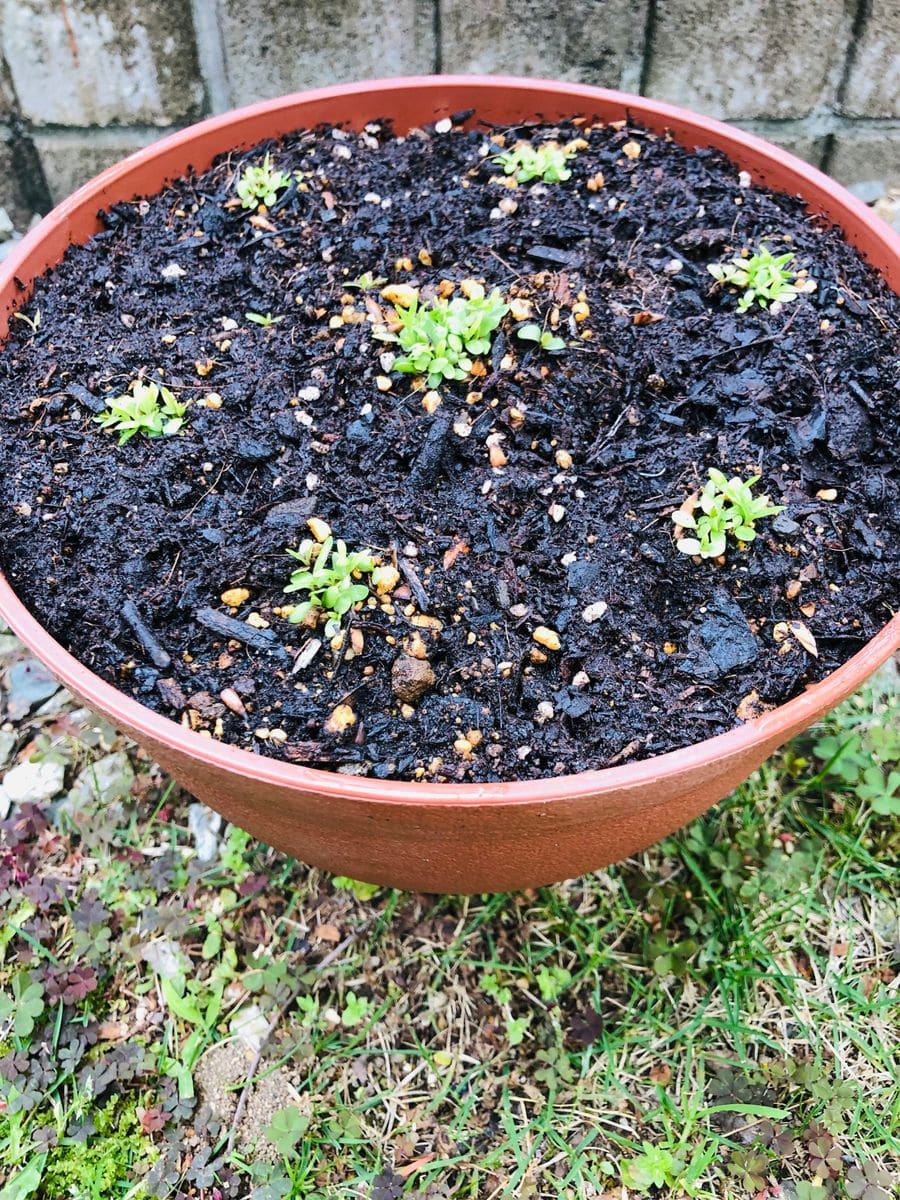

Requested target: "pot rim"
[{"left": 1, "top": 74, "right": 898, "bottom": 808}]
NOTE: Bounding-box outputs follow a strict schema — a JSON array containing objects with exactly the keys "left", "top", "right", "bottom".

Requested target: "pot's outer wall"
[
  {"left": 52, "top": 622, "right": 900, "bottom": 892},
  {"left": 1, "top": 77, "right": 899, "bottom": 892}
]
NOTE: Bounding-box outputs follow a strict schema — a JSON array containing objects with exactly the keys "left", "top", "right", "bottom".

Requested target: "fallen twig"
[
  {"left": 399, "top": 556, "right": 430, "bottom": 612},
  {"left": 195, "top": 606, "right": 288, "bottom": 658},
  {"left": 121, "top": 600, "right": 172, "bottom": 669}
]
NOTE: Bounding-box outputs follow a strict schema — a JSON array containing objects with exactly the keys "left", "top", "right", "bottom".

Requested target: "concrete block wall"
[{"left": 0, "top": 0, "right": 898, "bottom": 225}]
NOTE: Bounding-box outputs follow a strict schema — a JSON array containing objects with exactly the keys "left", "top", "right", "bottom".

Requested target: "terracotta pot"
[{"left": 1, "top": 77, "right": 898, "bottom": 893}]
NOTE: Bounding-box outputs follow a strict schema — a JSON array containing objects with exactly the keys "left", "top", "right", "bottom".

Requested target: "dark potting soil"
[{"left": 1, "top": 117, "right": 898, "bottom": 784}]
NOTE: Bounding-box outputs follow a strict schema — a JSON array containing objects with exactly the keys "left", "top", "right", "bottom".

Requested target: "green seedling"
[
  {"left": 345, "top": 271, "right": 387, "bottom": 290},
  {"left": 94, "top": 380, "right": 188, "bottom": 445},
  {"left": 672, "top": 469, "right": 784, "bottom": 558},
  {"left": 220, "top": 824, "right": 253, "bottom": 883},
  {"left": 340, "top": 991, "right": 371, "bottom": 1028},
  {"left": 708, "top": 244, "right": 809, "bottom": 312},
  {"left": 482, "top": 972, "right": 513, "bottom": 1006},
  {"left": 295, "top": 993, "right": 321, "bottom": 1027},
  {"left": 506, "top": 1015, "right": 531, "bottom": 1046},
  {"left": 375, "top": 282, "right": 509, "bottom": 390},
  {"left": 11, "top": 308, "right": 41, "bottom": 333},
  {"left": 794, "top": 1186, "right": 828, "bottom": 1200},
  {"left": 620, "top": 1143, "right": 686, "bottom": 1192},
  {"left": 158, "top": 973, "right": 225, "bottom": 1099},
  {"left": 495, "top": 141, "right": 577, "bottom": 184},
  {"left": 333, "top": 875, "right": 381, "bottom": 901},
  {"left": 236, "top": 152, "right": 290, "bottom": 210},
  {"left": 516, "top": 322, "right": 566, "bottom": 353},
  {"left": 245, "top": 310, "right": 283, "bottom": 327},
  {"left": 535, "top": 964, "right": 573, "bottom": 1002},
  {"left": 284, "top": 536, "right": 376, "bottom": 637}
]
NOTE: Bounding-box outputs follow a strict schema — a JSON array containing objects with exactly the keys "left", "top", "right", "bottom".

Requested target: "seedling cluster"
[
  {"left": 495, "top": 141, "right": 577, "bottom": 184},
  {"left": 376, "top": 283, "right": 509, "bottom": 390},
  {"left": 236, "top": 152, "right": 290, "bottom": 210},
  {"left": 284, "top": 536, "right": 376, "bottom": 637},
  {"left": 672, "top": 469, "right": 784, "bottom": 558},
  {"left": 708, "top": 244, "right": 804, "bottom": 312},
  {"left": 94, "top": 381, "right": 188, "bottom": 445}
]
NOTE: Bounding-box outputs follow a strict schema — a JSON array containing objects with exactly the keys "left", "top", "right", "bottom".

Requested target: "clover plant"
[
  {"left": 516, "top": 322, "right": 566, "bottom": 353},
  {"left": 284, "top": 536, "right": 376, "bottom": 637},
  {"left": 708, "top": 244, "right": 804, "bottom": 313},
  {"left": 375, "top": 283, "right": 509, "bottom": 390},
  {"left": 236, "top": 152, "right": 290, "bottom": 210},
  {"left": 94, "top": 380, "right": 188, "bottom": 445},
  {"left": 672, "top": 469, "right": 784, "bottom": 558},
  {"left": 264, "top": 1106, "right": 309, "bottom": 1157},
  {"left": 495, "top": 142, "right": 576, "bottom": 184},
  {"left": 0, "top": 972, "right": 45, "bottom": 1039}
]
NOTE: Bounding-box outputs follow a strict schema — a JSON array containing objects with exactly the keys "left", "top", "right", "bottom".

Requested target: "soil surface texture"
[{"left": 0, "top": 117, "right": 898, "bottom": 784}]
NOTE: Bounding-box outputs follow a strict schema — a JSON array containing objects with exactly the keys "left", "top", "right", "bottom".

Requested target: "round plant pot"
[{"left": 1, "top": 76, "right": 898, "bottom": 893}]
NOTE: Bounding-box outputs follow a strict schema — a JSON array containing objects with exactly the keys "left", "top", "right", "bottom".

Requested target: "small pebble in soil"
[
  {"left": 582, "top": 601, "right": 609, "bottom": 624},
  {"left": 1, "top": 757, "right": 65, "bottom": 805},
  {"left": 773, "top": 513, "right": 801, "bottom": 535},
  {"left": 220, "top": 688, "right": 247, "bottom": 716},
  {"left": 373, "top": 565, "right": 400, "bottom": 594},
  {"left": 221, "top": 588, "right": 250, "bottom": 607},
  {"left": 392, "top": 654, "right": 437, "bottom": 704},
  {"left": 532, "top": 626, "right": 561, "bottom": 652},
  {"left": 454, "top": 737, "right": 474, "bottom": 758},
  {"left": 488, "top": 440, "right": 508, "bottom": 468},
  {"left": 404, "top": 631, "right": 430, "bottom": 659},
  {"left": 324, "top": 704, "right": 356, "bottom": 734},
  {"left": 307, "top": 517, "right": 331, "bottom": 542}
]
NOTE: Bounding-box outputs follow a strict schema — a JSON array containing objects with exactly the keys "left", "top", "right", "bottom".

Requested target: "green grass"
[{"left": 0, "top": 626, "right": 897, "bottom": 1199}]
